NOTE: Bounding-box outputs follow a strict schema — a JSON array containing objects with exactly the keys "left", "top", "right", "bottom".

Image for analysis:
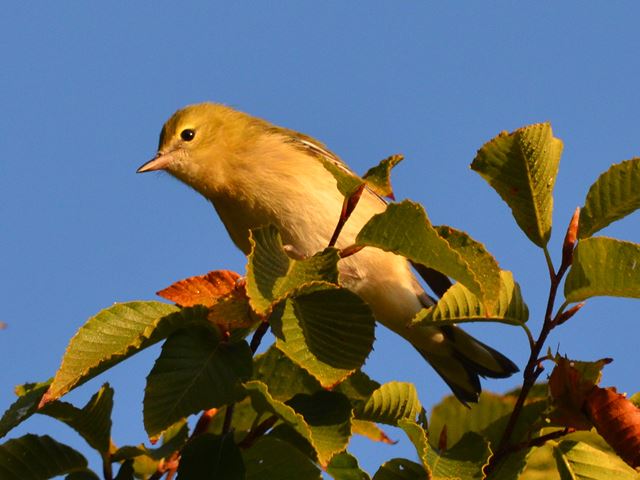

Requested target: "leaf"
[
  {"left": 66, "top": 469, "right": 101, "bottom": 480},
  {"left": 40, "top": 384, "right": 113, "bottom": 453},
  {"left": 112, "top": 420, "right": 189, "bottom": 462},
  {"left": 0, "top": 434, "right": 87, "bottom": 480},
  {"left": 253, "top": 345, "right": 321, "bottom": 402},
  {"left": 355, "top": 382, "right": 421, "bottom": 426},
  {"left": 372, "top": 459, "right": 428, "bottom": 480},
  {"left": 243, "top": 436, "right": 321, "bottom": 480},
  {"left": 356, "top": 200, "right": 496, "bottom": 310},
  {"left": 244, "top": 381, "right": 351, "bottom": 467},
  {"left": 335, "top": 371, "right": 381, "bottom": 409},
  {"left": 177, "top": 433, "right": 244, "bottom": 480},
  {"left": 319, "top": 156, "right": 365, "bottom": 197},
  {"left": 435, "top": 225, "right": 502, "bottom": 310},
  {"left": 548, "top": 356, "right": 612, "bottom": 430},
  {"left": 43, "top": 302, "right": 211, "bottom": 404},
  {"left": 362, "top": 154, "right": 403, "bottom": 199},
  {"left": 426, "top": 432, "right": 491, "bottom": 480},
  {"left": 0, "top": 380, "right": 51, "bottom": 439},
  {"left": 471, "top": 123, "right": 563, "bottom": 247},
  {"left": 287, "top": 391, "right": 353, "bottom": 468},
  {"left": 564, "top": 237, "right": 640, "bottom": 302},
  {"left": 579, "top": 158, "right": 640, "bottom": 238},
  {"left": 157, "top": 270, "right": 241, "bottom": 307},
  {"left": 327, "top": 451, "right": 371, "bottom": 480},
  {"left": 398, "top": 417, "right": 429, "bottom": 469},
  {"left": 144, "top": 327, "right": 252, "bottom": 437},
  {"left": 246, "top": 226, "right": 340, "bottom": 313},
  {"left": 412, "top": 270, "right": 528, "bottom": 327},
  {"left": 351, "top": 420, "right": 394, "bottom": 444},
  {"left": 553, "top": 440, "right": 638, "bottom": 479},
  {"left": 428, "top": 392, "right": 515, "bottom": 449},
  {"left": 269, "top": 284, "right": 375, "bottom": 388},
  {"left": 584, "top": 386, "right": 640, "bottom": 468}
]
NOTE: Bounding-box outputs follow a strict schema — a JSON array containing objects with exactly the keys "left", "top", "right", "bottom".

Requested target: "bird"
[{"left": 137, "top": 102, "right": 518, "bottom": 403}]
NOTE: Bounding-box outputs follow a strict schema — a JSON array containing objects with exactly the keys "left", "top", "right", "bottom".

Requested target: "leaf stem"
[{"left": 237, "top": 415, "right": 279, "bottom": 449}]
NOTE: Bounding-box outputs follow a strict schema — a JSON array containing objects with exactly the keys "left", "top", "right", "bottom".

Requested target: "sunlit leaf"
[
  {"left": 351, "top": 420, "right": 394, "bottom": 444},
  {"left": 426, "top": 432, "right": 491, "bottom": 480},
  {"left": 246, "top": 226, "right": 340, "bottom": 313},
  {"left": 43, "top": 302, "right": 210, "bottom": 403},
  {"left": 144, "top": 327, "right": 252, "bottom": 437},
  {"left": 564, "top": 237, "right": 640, "bottom": 302},
  {"left": 270, "top": 284, "right": 375, "bottom": 388},
  {"left": 0, "top": 434, "right": 87, "bottom": 480},
  {"left": 398, "top": 417, "right": 429, "bottom": 469},
  {"left": 471, "top": 123, "right": 563, "bottom": 247},
  {"left": 553, "top": 440, "right": 638, "bottom": 479},
  {"left": 157, "top": 270, "right": 241, "bottom": 307},
  {"left": 362, "top": 154, "right": 403, "bottom": 199},
  {"left": 355, "top": 382, "right": 421, "bottom": 426},
  {"left": 112, "top": 420, "right": 188, "bottom": 462},
  {"left": 356, "top": 200, "right": 497, "bottom": 310},
  {"left": 412, "top": 270, "right": 528, "bottom": 327},
  {"left": 579, "top": 158, "right": 640, "bottom": 238}
]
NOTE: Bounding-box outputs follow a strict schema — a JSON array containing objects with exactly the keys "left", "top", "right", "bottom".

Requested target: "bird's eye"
[{"left": 180, "top": 129, "right": 196, "bottom": 141}]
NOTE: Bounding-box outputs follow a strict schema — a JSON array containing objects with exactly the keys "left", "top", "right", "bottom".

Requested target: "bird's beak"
[{"left": 136, "top": 152, "right": 174, "bottom": 173}]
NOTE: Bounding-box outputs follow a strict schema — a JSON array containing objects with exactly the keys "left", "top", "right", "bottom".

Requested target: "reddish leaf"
[
  {"left": 548, "top": 356, "right": 612, "bottom": 429},
  {"left": 207, "top": 288, "right": 257, "bottom": 331},
  {"left": 584, "top": 386, "right": 640, "bottom": 468},
  {"left": 157, "top": 270, "right": 241, "bottom": 307}
]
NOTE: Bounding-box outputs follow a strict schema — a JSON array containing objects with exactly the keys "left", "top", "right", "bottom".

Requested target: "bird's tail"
[{"left": 414, "top": 325, "right": 519, "bottom": 405}]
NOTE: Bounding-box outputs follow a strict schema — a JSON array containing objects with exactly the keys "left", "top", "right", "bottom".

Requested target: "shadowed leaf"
[
  {"left": 0, "top": 434, "right": 87, "bottom": 480},
  {"left": 177, "top": 433, "right": 244, "bottom": 480},
  {"left": 372, "top": 458, "right": 427, "bottom": 479},
  {"left": 243, "top": 436, "right": 321, "bottom": 480},
  {"left": 0, "top": 380, "right": 51, "bottom": 439},
  {"left": 144, "top": 327, "right": 252, "bottom": 437}
]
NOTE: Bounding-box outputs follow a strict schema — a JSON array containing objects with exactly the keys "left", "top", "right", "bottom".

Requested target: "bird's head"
[{"left": 137, "top": 102, "right": 266, "bottom": 195}]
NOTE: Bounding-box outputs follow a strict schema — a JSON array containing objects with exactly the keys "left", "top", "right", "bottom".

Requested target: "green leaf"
[
  {"left": 356, "top": 200, "right": 495, "bottom": 309},
  {"left": 482, "top": 400, "right": 548, "bottom": 448},
  {"left": 270, "top": 284, "right": 375, "bottom": 388},
  {"left": 426, "top": 432, "right": 491, "bottom": 480},
  {"left": 435, "top": 225, "right": 502, "bottom": 311},
  {"left": 579, "top": 158, "right": 640, "bottom": 238},
  {"left": 471, "top": 123, "right": 563, "bottom": 247},
  {"left": 553, "top": 440, "right": 638, "bottom": 480},
  {"left": 0, "top": 380, "right": 51, "bottom": 439},
  {"left": 287, "top": 391, "right": 353, "bottom": 467},
  {"left": 362, "top": 154, "right": 403, "bottom": 199},
  {"left": 144, "top": 327, "right": 252, "bottom": 437},
  {"left": 564, "top": 237, "right": 640, "bottom": 302},
  {"left": 398, "top": 417, "right": 429, "bottom": 469},
  {"left": 244, "top": 381, "right": 351, "bottom": 467},
  {"left": 177, "top": 433, "right": 244, "bottom": 480},
  {"left": 253, "top": 345, "right": 321, "bottom": 402},
  {"left": 412, "top": 270, "right": 528, "bottom": 327},
  {"left": 428, "top": 392, "right": 517, "bottom": 449},
  {"left": 114, "top": 460, "right": 134, "bottom": 480},
  {"left": 40, "top": 383, "right": 113, "bottom": 453},
  {"left": 112, "top": 420, "right": 189, "bottom": 461},
  {"left": 372, "top": 459, "right": 428, "bottom": 480},
  {"left": 319, "top": 156, "right": 365, "bottom": 197},
  {"left": 66, "top": 469, "right": 101, "bottom": 480},
  {"left": 355, "top": 382, "right": 421, "bottom": 426},
  {"left": 485, "top": 447, "right": 534, "bottom": 480},
  {"left": 335, "top": 371, "right": 381, "bottom": 409},
  {"left": 44, "top": 302, "right": 211, "bottom": 403},
  {"left": 246, "top": 226, "right": 340, "bottom": 313},
  {"left": 0, "top": 434, "right": 87, "bottom": 480},
  {"left": 327, "top": 451, "right": 371, "bottom": 480},
  {"left": 243, "top": 436, "right": 321, "bottom": 480}
]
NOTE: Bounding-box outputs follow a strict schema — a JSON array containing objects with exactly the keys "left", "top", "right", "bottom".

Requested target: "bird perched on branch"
[{"left": 137, "top": 102, "right": 518, "bottom": 403}]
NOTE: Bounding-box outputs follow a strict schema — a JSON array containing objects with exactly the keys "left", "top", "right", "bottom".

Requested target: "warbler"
[{"left": 137, "top": 103, "right": 517, "bottom": 403}]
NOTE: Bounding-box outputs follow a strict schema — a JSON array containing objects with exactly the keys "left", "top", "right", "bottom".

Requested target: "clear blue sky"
[{"left": 2, "top": 2, "right": 639, "bottom": 476}]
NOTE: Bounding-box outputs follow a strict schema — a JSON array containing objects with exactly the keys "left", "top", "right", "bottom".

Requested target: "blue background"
[{"left": 2, "top": 2, "right": 639, "bottom": 476}]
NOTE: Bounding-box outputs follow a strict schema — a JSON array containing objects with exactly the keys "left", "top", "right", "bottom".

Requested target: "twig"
[
  {"left": 329, "top": 184, "right": 365, "bottom": 247},
  {"left": 250, "top": 321, "right": 270, "bottom": 354},
  {"left": 237, "top": 415, "right": 279, "bottom": 449}
]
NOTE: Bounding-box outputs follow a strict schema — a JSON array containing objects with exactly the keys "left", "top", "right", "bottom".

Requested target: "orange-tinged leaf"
[
  {"left": 584, "top": 386, "right": 640, "bottom": 468},
  {"left": 157, "top": 270, "right": 241, "bottom": 307},
  {"left": 548, "top": 356, "right": 612, "bottom": 429}
]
